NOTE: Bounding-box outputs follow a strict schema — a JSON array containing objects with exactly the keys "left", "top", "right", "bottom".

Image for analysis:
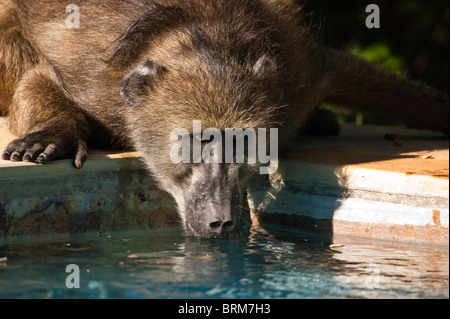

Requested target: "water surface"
[{"left": 0, "top": 226, "right": 448, "bottom": 299}]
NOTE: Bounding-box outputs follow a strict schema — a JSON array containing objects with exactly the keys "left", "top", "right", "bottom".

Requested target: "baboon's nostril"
[
  {"left": 209, "top": 220, "right": 235, "bottom": 233},
  {"left": 209, "top": 220, "right": 235, "bottom": 232},
  {"left": 223, "top": 221, "right": 234, "bottom": 229},
  {"left": 209, "top": 221, "right": 222, "bottom": 229}
]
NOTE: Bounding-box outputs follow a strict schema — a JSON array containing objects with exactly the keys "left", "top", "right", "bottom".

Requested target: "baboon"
[{"left": 0, "top": 0, "right": 448, "bottom": 237}]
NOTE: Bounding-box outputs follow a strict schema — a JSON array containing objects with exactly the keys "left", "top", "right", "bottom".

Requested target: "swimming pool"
[{"left": 0, "top": 226, "right": 448, "bottom": 299}]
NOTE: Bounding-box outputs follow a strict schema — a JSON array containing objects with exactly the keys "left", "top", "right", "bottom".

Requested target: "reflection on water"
[{"left": 0, "top": 226, "right": 448, "bottom": 299}]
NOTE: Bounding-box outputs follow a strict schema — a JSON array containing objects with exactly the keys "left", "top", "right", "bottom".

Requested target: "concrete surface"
[
  {"left": 248, "top": 125, "right": 449, "bottom": 245},
  {"left": 0, "top": 117, "right": 448, "bottom": 245},
  {"left": 0, "top": 118, "right": 180, "bottom": 237}
]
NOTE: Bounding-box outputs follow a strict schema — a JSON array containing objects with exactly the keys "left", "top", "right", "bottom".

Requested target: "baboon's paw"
[{"left": 1, "top": 131, "right": 88, "bottom": 169}]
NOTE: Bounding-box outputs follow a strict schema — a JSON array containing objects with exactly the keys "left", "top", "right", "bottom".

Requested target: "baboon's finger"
[
  {"left": 9, "top": 143, "right": 28, "bottom": 162},
  {"left": 73, "top": 140, "right": 88, "bottom": 169},
  {"left": 23, "top": 143, "right": 45, "bottom": 162},
  {"left": 36, "top": 143, "right": 60, "bottom": 164}
]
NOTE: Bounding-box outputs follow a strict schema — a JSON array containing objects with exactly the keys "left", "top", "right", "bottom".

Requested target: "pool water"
[{"left": 0, "top": 226, "right": 448, "bottom": 299}]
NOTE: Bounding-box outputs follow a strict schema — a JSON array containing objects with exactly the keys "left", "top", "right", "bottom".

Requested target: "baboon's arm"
[{"left": 2, "top": 66, "right": 92, "bottom": 168}]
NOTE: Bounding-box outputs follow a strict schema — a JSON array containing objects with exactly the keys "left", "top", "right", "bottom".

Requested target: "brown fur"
[{"left": 1, "top": 0, "right": 448, "bottom": 237}]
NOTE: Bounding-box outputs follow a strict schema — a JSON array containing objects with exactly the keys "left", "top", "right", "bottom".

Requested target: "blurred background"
[{"left": 297, "top": 0, "right": 449, "bottom": 126}]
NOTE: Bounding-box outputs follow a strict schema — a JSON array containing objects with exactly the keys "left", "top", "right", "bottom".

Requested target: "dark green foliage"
[{"left": 299, "top": 0, "right": 449, "bottom": 125}]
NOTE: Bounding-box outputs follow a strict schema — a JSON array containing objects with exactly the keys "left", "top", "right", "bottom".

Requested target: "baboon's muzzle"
[{"left": 181, "top": 163, "right": 242, "bottom": 238}]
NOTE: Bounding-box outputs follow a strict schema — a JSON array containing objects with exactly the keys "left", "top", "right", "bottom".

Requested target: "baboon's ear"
[
  {"left": 120, "top": 58, "right": 166, "bottom": 105},
  {"left": 252, "top": 55, "right": 275, "bottom": 75}
]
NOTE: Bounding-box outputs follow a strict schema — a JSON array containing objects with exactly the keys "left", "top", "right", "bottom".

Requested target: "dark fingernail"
[
  {"left": 11, "top": 152, "right": 21, "bottom": 161},
  {"left": 36, "top": 154, "right": 46, "bottom": 163},
  {"left": 1, "top": 151, "right": 11, "bottom": 160},
  {"left": 73, "top": 159, "right": 84, "bottom": 169}
]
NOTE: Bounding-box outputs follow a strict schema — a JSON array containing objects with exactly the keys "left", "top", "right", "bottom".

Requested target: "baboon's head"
[{"left": 119, "top": 49, "right": 288, "bottom": 238}]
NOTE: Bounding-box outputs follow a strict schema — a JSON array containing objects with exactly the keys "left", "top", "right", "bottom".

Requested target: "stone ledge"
[
  {"left": 248, "top": 125, "right": 448, "bottom": 245},
  {"left": 0, "top": 117, "right": 448, "bottom": 244}
]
